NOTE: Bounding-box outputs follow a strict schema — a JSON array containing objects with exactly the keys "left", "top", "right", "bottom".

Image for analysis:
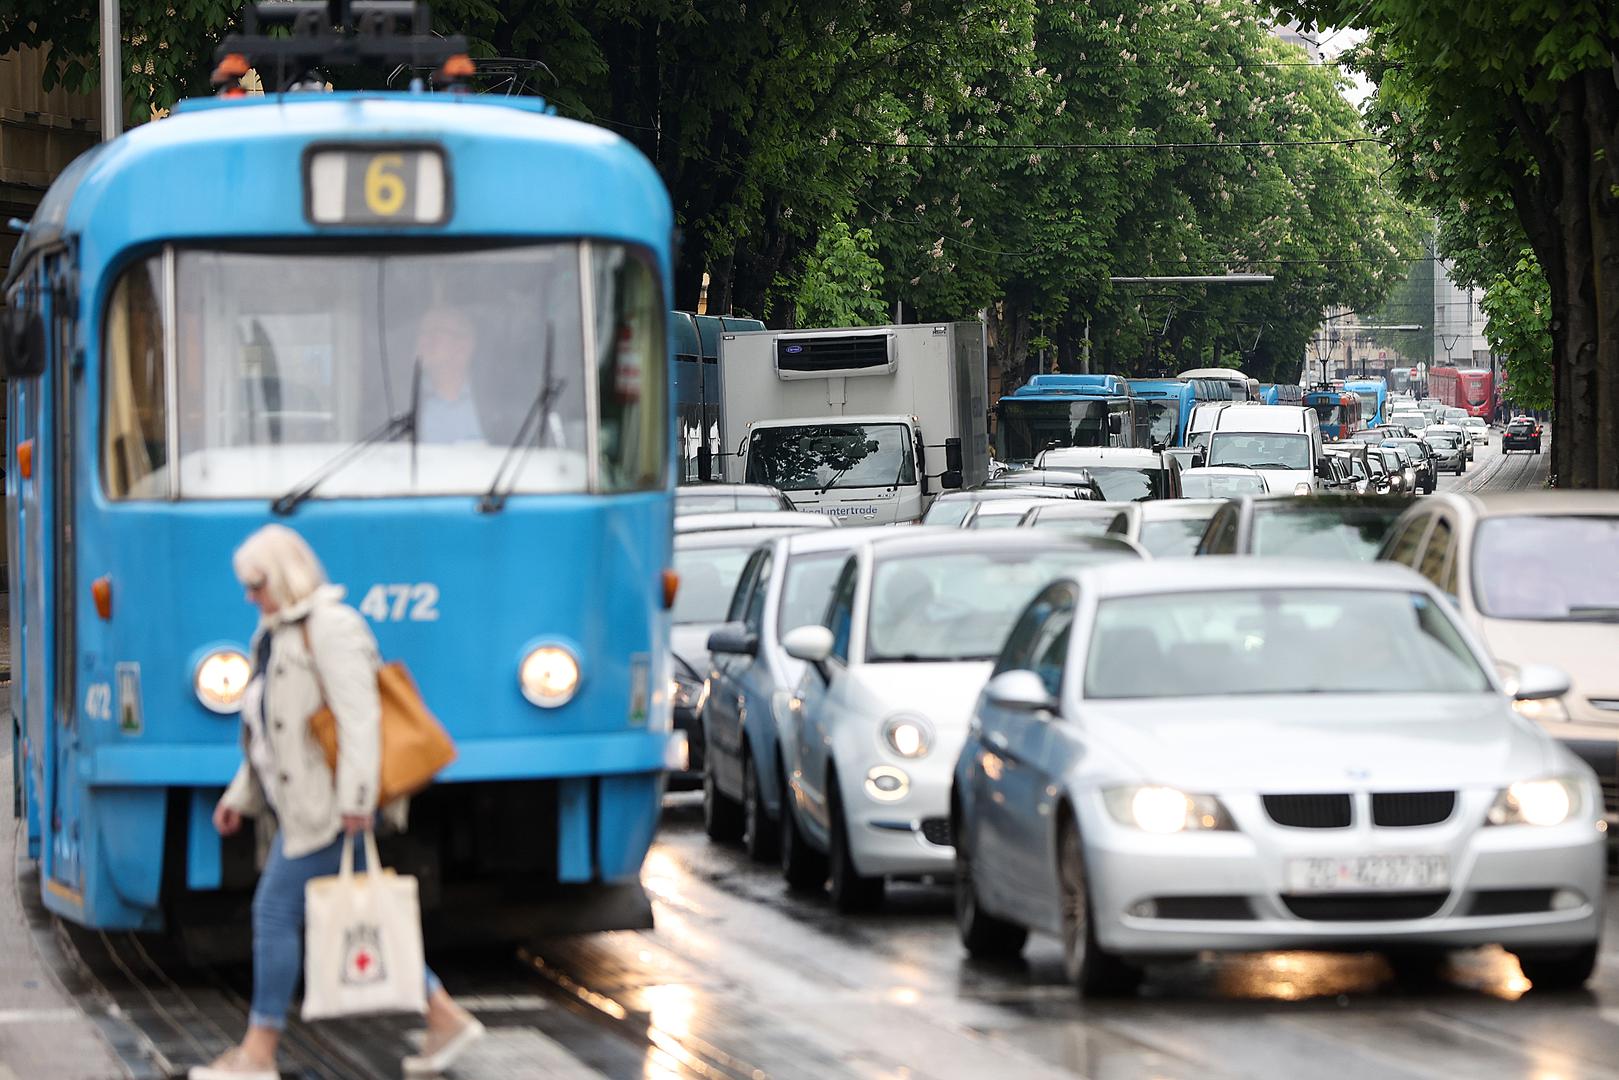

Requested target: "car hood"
[
  {"left": 1479, "top": 617, "right": 1619, "bottom": 704},
  {"left": 849, "top": 661, "right": 996, "bottom": 739},
  {"left": 1078, "top": 693, "right": 1561, "bottom": 791}
]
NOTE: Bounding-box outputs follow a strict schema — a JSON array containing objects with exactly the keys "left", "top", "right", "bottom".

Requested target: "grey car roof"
[
  {"left": 673, "top": 511, "right": 834, "bottom": 533},
  {"left": 1133, "top": 499, "right": 1227, "bottom": 521},
  {"left": 1072, "top": 557, "right": 1432, "bottom": 598},
  {"left": 675, "top": 483, "right": 785, "bottom": 497},
  {"left": 675, "top": 525, "right": 815, "bottom": 551},
  {"left": 858, "top": 527, "right": 1129, "bottom": 560}
]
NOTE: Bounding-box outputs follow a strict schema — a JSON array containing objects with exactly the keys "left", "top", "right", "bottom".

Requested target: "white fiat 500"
[
  {"left": 778, "top": 530, "right": 1142, "bottom": 911},
  {"left": 952, "top": 559, "right": 1605, "bottom": 995}
]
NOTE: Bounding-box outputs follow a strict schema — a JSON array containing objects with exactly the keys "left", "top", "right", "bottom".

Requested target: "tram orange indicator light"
[
  {"left": 91, "top": 577, "right": 113, "bottom": 621},
  {"left": 212, "top": 53, "right": 250, "bottom": 86},
  {"left": 17, "top": 439, "right": 32, "bottom": 480},
  {"left": 662, "top": 570, "right": 680, "bottom": 610},
  {"left": 434, "top": 54, "right": 476, "bottom": 84}
]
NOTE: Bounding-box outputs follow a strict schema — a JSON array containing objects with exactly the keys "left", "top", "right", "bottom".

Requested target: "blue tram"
[{"left": 2, "top": 12, "right": 678, "bottom": 939}]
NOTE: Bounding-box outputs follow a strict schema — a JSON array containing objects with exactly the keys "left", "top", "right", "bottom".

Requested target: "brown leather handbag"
[{"left": 301, "top": 624, "right": 456, "bottom": 806}]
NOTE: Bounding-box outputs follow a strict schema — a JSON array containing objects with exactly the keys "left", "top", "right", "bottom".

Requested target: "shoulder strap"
[{"left": 299, "top": 619, "right": 330, "bottom": 707}]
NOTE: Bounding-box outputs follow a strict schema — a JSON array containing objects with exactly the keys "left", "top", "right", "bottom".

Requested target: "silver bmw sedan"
[{"left": 951, "top": 559, "right": 1605, "bottom": 996}]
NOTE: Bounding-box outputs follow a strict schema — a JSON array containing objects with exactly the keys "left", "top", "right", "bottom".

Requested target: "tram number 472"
[{"left": 358, "top": 583, "right": 440, "bottom": 623}]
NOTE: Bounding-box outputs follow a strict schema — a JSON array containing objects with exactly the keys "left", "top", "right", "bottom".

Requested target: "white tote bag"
[{"left": 302, "top": 831, "right": 428, "bottom": 1021}]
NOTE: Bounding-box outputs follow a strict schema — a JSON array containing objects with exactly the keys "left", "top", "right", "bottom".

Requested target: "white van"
[{"left": 1202, "top": 404, "right": 1327, "bottom": 494}]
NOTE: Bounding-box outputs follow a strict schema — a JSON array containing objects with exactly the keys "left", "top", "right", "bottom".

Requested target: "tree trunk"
[
  {"left": 987, "top": 290, "right": 1035, "bottom": 396},
  {"left": 1588, "top": 69, "right": 1619, "bottom": 488}
]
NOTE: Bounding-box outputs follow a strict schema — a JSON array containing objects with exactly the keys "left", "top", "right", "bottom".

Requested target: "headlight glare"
[
  {"left": 1104, "top": 785, "right": 1233, "bottom": 834},
  {"left": 1511, "top": 696, "right": 1569, "bottom": 722},
  {"left": 194, "top": 649, "right": 252, "bottom": 714},
  {"left": 669, "top": 673, "right": 707, "bottom": 714},
  {"left": 882, "top": 714, "right": 933, "bottom": 758},
  {"left": 1488, "top": 778, "right": 1579, "bottom": 827},
  {"left": 520, "top": 645, "right": 580, "bottom": 708}
]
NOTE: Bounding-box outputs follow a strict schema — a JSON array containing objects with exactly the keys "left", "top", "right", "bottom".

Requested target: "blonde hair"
[{"left": 233, "top": 524, "right": 329, "bottom": 609}]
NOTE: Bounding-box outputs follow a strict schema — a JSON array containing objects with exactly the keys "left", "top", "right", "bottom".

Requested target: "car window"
[
  {"left": 1384, "top": 515, "right": 1429, "bottom": 567},
  {"left": 825, "top": 558, "right": 860, "bottom": 663},
  {"left": 921, "top": 498, "right": 974, "bottom": 526},
  {"left": 742, "top": 550, "right": 773, "bottom": 634},
  {"left": 1416, "top": 518, "right": 1453, "bottom": 589},
  {"left": 1030, "top": 593, "right": 1077, "bottom": 699},
  {"left": 1106, "top": 512, "right": 1129, "bottom": 536},
  {"left": 1444, "top": 545, "right": 1461, "bottom": 598},
  {"left": 995, "top": 582, "right": 1072, "bottom": 675},
  {"left": 1140, "top": 516, "right": 1219, "bottom": 557},
  {"left": 777, "top": 552, "right": 847, "bottom": 639},
  {"left": 725, "top": 549, "right": 766, "bottom": 623},
  {"left": 1200, "top": 508, "right": 1237, "bottom": 554},
  {"left": 675, "top": 543, "right": 761, "bottom": 625}
]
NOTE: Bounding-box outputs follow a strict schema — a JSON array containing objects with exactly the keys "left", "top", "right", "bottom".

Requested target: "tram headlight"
[
  {"left": 520, "top": 645, "right": 581, "bottom": 708},
  {"left": 194, "top": 649, "right": 251, "bottom": 714}
]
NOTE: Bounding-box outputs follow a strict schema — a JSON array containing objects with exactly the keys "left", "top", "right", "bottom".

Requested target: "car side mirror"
[
  {"left": 944, "top": 437, "right": 963, "bottom": 472},
  {"left": 984, "top": 670, "right": 1057, "bottom": 713},
  {"left": 697, "top": 444, "right": 713, "bottom": 482},
  {"left": 1511, "top": 663, "right": 1572, "bottom": 702},
  {"left": 1314, "top": 459, "right": 1334, "bottom": 480},
  {"left": 706, "top": 623, "right": 758, "bottom": 658},
  {"left": 781, "top": 624, "right": 834, "bottom": 664},
  {"left": 940, "top": 469, "right": 963, "bottom": 490}
]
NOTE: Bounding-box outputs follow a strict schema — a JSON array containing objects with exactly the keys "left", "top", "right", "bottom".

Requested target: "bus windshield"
[
  {"left": 100, "top": 243, "right": 665, "bottom": 500},
  {"left": 998, "top": 399, "right": 1116, "bottom": 462},
  {"left": 745, "top": 423, "right": 916, "bottom": 492},
  {"left": 1139, "top": 398, "right": 1180, "bottom": 447}
]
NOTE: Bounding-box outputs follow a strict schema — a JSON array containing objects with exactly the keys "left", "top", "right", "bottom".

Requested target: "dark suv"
[{"left": 1502, "top": 417, "right": 1543, "bottom": 454}]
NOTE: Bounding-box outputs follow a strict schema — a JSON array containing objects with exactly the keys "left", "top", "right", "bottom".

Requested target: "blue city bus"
[
  {"left": 1127, "top": 377, "right": 1232, "bottom": 447},
  {"left": 996, "top": 374, "right": 1145, "bottom": 463},
  {"left": 1345, "top": 376, "right": 1388, "bottom": 427},
  {"left": 1259, "top": 383, "right": 1304, "bottom": 406},
  {"left": 672, "top": 310, "right": 762, "bottom": 482},
  {"left": 2, "top": 18, "right": 677, "bottom": 940}
]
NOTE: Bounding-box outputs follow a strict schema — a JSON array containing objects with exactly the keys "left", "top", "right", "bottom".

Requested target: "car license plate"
[{"left": 1285, "top": 855, "right": 1448, "bottom": 893}]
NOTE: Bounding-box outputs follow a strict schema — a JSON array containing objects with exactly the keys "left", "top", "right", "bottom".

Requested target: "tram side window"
[
  {"left": 102, "top": 257, "right": 169, "bottom": 498},
  {"left": 591, "top": 246, "right": 666, "bottom": 491}
]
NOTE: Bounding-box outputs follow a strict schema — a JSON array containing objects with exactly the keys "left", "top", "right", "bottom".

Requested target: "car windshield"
[
  {"left": 1472, "top": 516, "right": 1619, "bottom": 620},
  {"left": 1138, "top": 517, "right": 1215, "bottom": 557},
  {"left": 671, "top": 544, "right": 758, "bottom": 624},
  {"left": 967, "top": 511, "right": 1026, "bottom": 529},
  {"left": 867, "top": 549, "right": 1116, "bottom": 662},
  {"left": 1250, "top": 503, "right": 1407, "bottom": 560},
  {"left": 1180, "top": 471, "right": 1267, "bottom": 498},
  {"left": 1084, "top": 588, "right": 1491, "bottom": 698},
  {"left": 1206, "top": 432, "right": 1311, "bottom": 470},
  {"left": 1083, "top": 465, "right": 1167, "bottom": 501},
  {"left": 920, "top": 499, "right": 976, "bottom": 526},
  {"left": 777, "top": 553, "right": 848, "bottom": 636},
  {"left": 1387, "top": 440, "right": 1430, "bottom": 461},
  {"left": 676, "top": 492, "right": 786, "bottom": 515},
  {"left": 1427, "top": 434, "right": 1458, "bottom": 448},
  {"left": 100, "top": 244, "right": 665, "bottom": 500},
  {"left": 745, "top": 423, "right": 915, "bottom": 492},
  {"left": 998, "top": 399, "right": 1119, "bottom": 462},
  {"left": 1028, "top": 510, "right": 1115, "bottom": 534}
]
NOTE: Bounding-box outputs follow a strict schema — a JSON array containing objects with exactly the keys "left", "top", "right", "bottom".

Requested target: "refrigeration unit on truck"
[{"left": 719, "top": 322, "right": 990, "bottom": 525}]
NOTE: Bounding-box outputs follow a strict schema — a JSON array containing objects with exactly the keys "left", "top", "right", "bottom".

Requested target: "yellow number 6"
[{"left": 364, "top": 153, "right": 407, "bottom": 216}]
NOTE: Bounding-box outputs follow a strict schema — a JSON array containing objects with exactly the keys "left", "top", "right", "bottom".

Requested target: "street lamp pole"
[{"left": 100, "top": 0, "right": 121, "bottom": 139}]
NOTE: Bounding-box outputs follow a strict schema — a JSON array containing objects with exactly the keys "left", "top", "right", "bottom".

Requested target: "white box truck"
[{"left": 718, "top": 322, "right": 990, "bottom": 524}]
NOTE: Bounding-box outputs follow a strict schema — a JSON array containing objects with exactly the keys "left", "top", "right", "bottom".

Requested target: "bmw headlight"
[
  {"left": 194, "top": 649, "right": 251, "bottom": 714},
  {"left": 669, "top": 671, "right": 708, "bottom": 714},
  {"left": 882, "top": 714, "right": 933, "bottom": 758},
  {"left": 1487, "top": 778, "right": 1581, "bottom": 827},
  {"left": 1104, "top": 785, "right": 1234, "bottom": 834},
  {"left": 520, "top": 645, "right": 581, "bottom": 708}
]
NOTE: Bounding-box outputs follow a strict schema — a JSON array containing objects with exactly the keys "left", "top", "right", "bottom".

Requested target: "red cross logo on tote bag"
[{"left": 341, "top": 925, "right": 388, "bottom": 986}]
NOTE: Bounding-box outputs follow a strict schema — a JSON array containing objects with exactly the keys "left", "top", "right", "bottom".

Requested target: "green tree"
[
  {"left": 1480, "top": 249, "right": 1554, "bottom": 412},
  {"left": 781, "top": 220, "right": 889, "bottom": 327},
  {"left": 1284, "top": 0, "right": 1619, "bottom": 487}
]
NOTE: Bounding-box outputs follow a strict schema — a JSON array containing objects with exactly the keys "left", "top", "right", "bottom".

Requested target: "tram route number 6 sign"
[
  {"left": 358, "top": 583, "right": 440, "bottom": 623},
  {"left": 305, "top": 145, "right": 449, "bottom": 226}
]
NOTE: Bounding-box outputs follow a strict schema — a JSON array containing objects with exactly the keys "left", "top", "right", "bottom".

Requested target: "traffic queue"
[{"left": 669, "top": 359, "right": 1612, "bottom": 999}]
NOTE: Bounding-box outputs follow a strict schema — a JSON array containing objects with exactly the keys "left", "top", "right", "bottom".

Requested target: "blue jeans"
[{"left": 249, "top": 831, "right": 442, "bottom": 1030}]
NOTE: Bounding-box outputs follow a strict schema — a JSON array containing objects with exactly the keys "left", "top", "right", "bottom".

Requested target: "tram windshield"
[{"left": 101, "top": 243, "right": 666, "bottom": 500}]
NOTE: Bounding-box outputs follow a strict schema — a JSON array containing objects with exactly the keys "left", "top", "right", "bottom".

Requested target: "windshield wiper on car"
[
  {"left": 871, "top": 652, "right": 995, "bottom": 663},
  {"left": 272, "top": 358, "right": 422, "bottom": 516},
  {"left": 1565, "top": 606, "right": 1619, "bottom": 622},
  {"left": 480, "top": 324, "right": 563, "bottom": 513}
]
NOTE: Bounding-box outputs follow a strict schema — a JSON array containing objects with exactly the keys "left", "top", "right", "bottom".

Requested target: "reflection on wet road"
[{"left": 511, "top": 795, "right": 1619, "bottom": 1080}]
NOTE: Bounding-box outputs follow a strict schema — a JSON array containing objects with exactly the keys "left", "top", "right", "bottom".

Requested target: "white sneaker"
[
  {"left": 189, "top": 1047, "right": 278, "bottom": 1080},
  {"left": 402, "top": 1017, "right": 486, "bottom": 1076}
]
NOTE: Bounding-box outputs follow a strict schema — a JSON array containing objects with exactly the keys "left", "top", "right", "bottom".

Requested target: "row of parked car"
[{"left": 667, "top": 475, "right": 1615, "bottom": 996}]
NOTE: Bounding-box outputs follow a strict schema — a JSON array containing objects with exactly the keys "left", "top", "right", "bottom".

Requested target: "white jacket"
[{"left": 221, "top": 586, "right": 386, "bottom": 859}]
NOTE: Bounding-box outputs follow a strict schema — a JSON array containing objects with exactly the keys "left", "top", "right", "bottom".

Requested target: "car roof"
[
  {"left": 673, "top": 511, "right": 834, "bottom": 533},
  {"left": 958, "top": 486, "right": 1081, "bottom": 501},
  {"left": 858, "top": 527, "right": 1121, "bottom": 560},
  {"left": 1182, "top": 465, "right": 1273, "bottom": 475},
  {"left": 1437, "top": 491, "right": 1619, "bottom": 518},
  {"left": 781, "top": 525, "right": 906, "bottom": 556},
  {"left": 675, "top": 483, "right": 783, "bottom": 497},
  {"left": 675, "top": 525, "right": 816, "bottom": 550},
  {"left": 1134, "top": 498, "right": 1226, "bottom": 520},
  {"left": 748, "top": 413, "right": 910, "bottom": 427},
  {"left": 975, "top": 498, "right": 1053, "bottom": 516},
  {"left": 1039, "top": 447, "right": 1165, "bottom": 465},
  {"left": 1071, "top": 556, "right": 1432, "bottom": 599},
  {"left": 1028, "top": 501, "right": 1132, "bottom": 520}
]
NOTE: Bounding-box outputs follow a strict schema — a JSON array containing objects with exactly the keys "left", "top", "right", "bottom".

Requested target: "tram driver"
[{"left": 413, "top": 305, "right": 487, "bottom": 443}]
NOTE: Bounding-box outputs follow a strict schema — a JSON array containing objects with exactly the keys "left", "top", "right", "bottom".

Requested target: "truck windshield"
[
  {"left": 100, "top": 242, "right": 665, "bottom": 500},
  {"left": 1206, "top": 433, "right": 1311, "bottom": 470},
  {"left": 998, "top": 399, "right": 1114, "bottom": 462},
  {"left": 745, "top": 423, "right": 916, "bottom": 492}
]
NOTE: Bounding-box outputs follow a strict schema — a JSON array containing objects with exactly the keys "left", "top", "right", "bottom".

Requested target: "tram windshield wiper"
[
  {"left": 271, "top": 358, "right": 422, "bottom": 516},
  {"left": 479, "top": 324, "right": 564, "bottom": 513}
]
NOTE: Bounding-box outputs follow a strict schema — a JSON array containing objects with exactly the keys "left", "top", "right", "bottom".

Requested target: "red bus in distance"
[{"left": 1426, "top": 366, "right": 1495, "bottom": 418}]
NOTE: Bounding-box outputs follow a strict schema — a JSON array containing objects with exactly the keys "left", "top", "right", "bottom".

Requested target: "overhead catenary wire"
[{"left": 852, "top": 136, "right": 1382, "bottom": 151}]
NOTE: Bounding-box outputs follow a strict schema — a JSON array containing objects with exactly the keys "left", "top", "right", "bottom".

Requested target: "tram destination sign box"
[{"left": 305, "top": 144, "right": 450, "bottom": 226}]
